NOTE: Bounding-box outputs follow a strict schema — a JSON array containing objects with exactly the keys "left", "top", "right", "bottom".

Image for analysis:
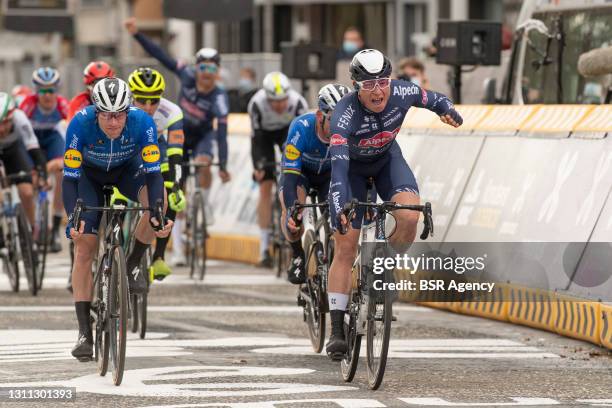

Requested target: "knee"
[
  {"left": 334, "top": 240, "right": 358, "bottom": 262},
  {"left": 19, "top": 184, "right": 34, "bottom": 201},
  {"left": 74, "top": 244, "right": 95, "bottom": 265}
]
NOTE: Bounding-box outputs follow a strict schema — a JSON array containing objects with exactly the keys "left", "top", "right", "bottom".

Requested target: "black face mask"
[{"left": 398, "top": 74, "right": 411, "bottom": 82}]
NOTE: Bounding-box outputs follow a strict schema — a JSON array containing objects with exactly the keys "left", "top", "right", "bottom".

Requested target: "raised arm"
[
  {"left": 395, "top": 79, "right": 463, "bottom": 127},
  {"left": 125, "top": 18, "right": 181, "bottom": 75}
]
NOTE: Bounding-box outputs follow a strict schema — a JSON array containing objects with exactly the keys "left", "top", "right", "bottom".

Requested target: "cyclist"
[
  {"left": 63, "top": 77, "right": 173, "bottom": 360},
  {"left": 68, "top": 60, "right": 115, "bottom": 121},
  {"left": 248, "top": 71, "right": 308, "bottom": 267},
  {"left": 11, "top": 85, "right": 34, "bottom": 107},
  {"left": 128, "top": 67, "right": 186, "bottom": 280},
  {"left": 280, "top": 83, "right": 349, "bottom": 284},
  {"left": 125, "top": 18, "right": 231, "bottom": 265},
  {"left": 0, "top": 93, "right": 47, "bottom": 229},
  {"left": 20, "top": 67, "right": 69, "bottom": 253},
  {"left": 325, "top": 49, "right": 463, "bottom": 359}
]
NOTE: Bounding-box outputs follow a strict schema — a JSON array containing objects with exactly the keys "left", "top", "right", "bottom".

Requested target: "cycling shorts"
[
  {"left": 38, "top": 131, "right": 65, "bottom": 161},
  {"left": 184, "top": 124, "right": 216, "bottom": 159},
  {"left": 0, "top": 140, "right": 33, "bottom": 184},
  {"left": 251, "top": 128, "right": 288, "bottom": 182},
  {"left": 343, "top": 141, "right": 419, "bottom": 229},
  {"left": 77, "top": 156, "right": 146, "bottom": 235}
]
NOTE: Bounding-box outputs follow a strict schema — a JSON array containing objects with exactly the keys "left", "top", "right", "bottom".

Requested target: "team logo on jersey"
[
  {"left": 285, "top": 144, "right": 301, "bottom": 161},
  {"left": 393, "top": 84, "right": 420, "bottom": 99},
  {"left": 142, "top": 145, "right": 160, "bottom": 163},
  {"left": 64, "top": 149, "right": 82, "bottom": 169},
  {"left": 357, "top": 127, "right": 400, "bottom": 149},
  {"left": 330, "top": 134, "right": 347, "bottom": 146}
]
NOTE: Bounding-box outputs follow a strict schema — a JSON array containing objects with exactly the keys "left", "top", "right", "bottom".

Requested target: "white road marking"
[
  {"left": 400, "top": 397, "right": 559, "bottom": 406},
  {"left": 0, "top": 365, "right": 356, "bottom": 397},
  {"left": 0, "top": 304, "right": 429, "bottom": 313},
  {"left": 141, "top": 399, "right": 386, "bottom": 408}
]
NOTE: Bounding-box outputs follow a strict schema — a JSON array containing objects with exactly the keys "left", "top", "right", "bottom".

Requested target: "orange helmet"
[{"left": 83, "top": 61, "right": 115, "bottom": 86}]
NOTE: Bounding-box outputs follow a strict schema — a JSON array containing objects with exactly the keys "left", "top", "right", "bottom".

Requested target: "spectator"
[
  {"left": 397, "top": 57, "right": 430, "bottom": 89},
  {"left": 238, "top": 68, "right": 257, "bottom": 112},
  {"left": 337, "top": 27, "right": 366, "bottom": 61}
]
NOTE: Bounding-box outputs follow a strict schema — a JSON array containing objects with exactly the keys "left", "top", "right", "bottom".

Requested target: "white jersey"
[
  {"left": 247, "top": 89, "right": 308, "bottom": 133},
  {"left": 152, "top": 97, "right": 184, "bottom": 141},
  {"left": 0, "top": 109, "right": 40, "bottom": 149}
]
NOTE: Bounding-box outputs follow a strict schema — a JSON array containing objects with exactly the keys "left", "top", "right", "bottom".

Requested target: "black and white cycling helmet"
[
  {"left": 318, "top": 83, "right": 350, "bottom": 112},
  {"left": 349, "top": 49, "right": 392, "bottom": 82},
  {"left": 91, "top": 77, "right": 131, "bottom": 112},
  {"left": 195, "top": 47, "right": 221, "bottom": 65}
]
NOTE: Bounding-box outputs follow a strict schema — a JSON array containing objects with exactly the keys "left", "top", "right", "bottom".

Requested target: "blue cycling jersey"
[
  {"left": 281, "top": 113, "right": 330, "bottom": 176},
  {"left": 133, "top": 33, "right": 229, "bottom": 164},
  {"left": 328, "top": 79, "right": 455, "bottom": 220},
  {"left": 62, "top": 106, "right": 164, "bottom": 217}
]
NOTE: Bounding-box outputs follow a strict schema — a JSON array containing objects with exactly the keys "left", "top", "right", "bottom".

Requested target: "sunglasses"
[
  {"left": 197, "top": 63, "right": 218, "bottom": 74},
  {"left": 98, "top": 111, "right": 127, "bottom": 121},
  {"left": 37, "top": 88, "right": 56, "bottom": 95},
  {"left": 134, "top": 97, "right": 161, "bottom": 105},
  {"left": 357, "top": 78, "right": 391, "bottom": 91}
]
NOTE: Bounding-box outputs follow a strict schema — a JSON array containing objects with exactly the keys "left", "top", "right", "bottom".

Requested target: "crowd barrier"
[{"left": 205, "top": 104, "right": 612, "bottom": 349}]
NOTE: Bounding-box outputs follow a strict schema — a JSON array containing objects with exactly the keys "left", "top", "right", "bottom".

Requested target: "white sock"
[
  {"left": 172, "top": 219, "right": 184, "bottom": 256},
  {"left": 260, "top": 229, "right": 271, "bottom": 258},
  {"left": 328, "top": 292, "right": 349, "bottom": 311}
]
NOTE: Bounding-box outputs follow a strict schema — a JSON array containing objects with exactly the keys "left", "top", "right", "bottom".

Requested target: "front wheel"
[
  {"left": 366, "top": 271, "right": 393, "bottom": 390},
  {"left": 341, "top": 296, "right": 361, "bottom": 382},
  {"left": 108, "top": 245, "right": 128, "bottom": 386},
  {"left": 36, "top": 197, "right": 48, "bottom": 291},
  {"left": 16, "top": 205, "right": 37, "bottom": 296},
  {"left": 190, "top": 192, "right": 207, "bottom": 281}
]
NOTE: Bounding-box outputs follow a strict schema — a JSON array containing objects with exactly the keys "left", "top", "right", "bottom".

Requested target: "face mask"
[
  {"left": 239, "top": 78, "right": 254, "bottom": 91},
  {"left": 411, "top": 77, "right": 421, "bottom": 86},
  {"left": 343, "top": 40, "right": 359, "bottom": 54}
]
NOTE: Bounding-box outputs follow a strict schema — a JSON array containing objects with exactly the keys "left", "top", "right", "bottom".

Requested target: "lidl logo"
[
  {"left": 142, "top": 145, "right": 160, "bottom": 163},
  {"left": 285, "top": 144, "right": 301, "bottom": 161},
  {"left": 64, "top": 149, "right": 82, "bottom": 169}
]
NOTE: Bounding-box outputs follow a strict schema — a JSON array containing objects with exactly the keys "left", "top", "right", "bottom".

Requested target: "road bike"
[
  {"left": 290, "top": 188, "right": 333, "bottom": 353},
  {"left": 0, "top": 164, "right": 37, "bottom": 295},
  {"left": 339, "top": 178, "right": 434, "bottom": 390},
  {"left": 71, "top": 185, "right": 164, "bottom": 385}
]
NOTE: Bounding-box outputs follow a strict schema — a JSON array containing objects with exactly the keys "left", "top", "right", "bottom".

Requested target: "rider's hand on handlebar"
[
  {"left": 124, "top": 17, "right": 138, "bottom": 35},
  {"left": 219, "top": 169, "right": 231, "bottom": 183},
  {"left": 68, "top": 220, "right": 85, "bottom": 242},
  {"left": 150, "top": 217, "right": 174, "bottom": 238},
  {"left": 253, "top": 169, "right": 265, "bottom": 182},
  {"left": 287, "top": 211, "right": 302, "bottom": 233}
]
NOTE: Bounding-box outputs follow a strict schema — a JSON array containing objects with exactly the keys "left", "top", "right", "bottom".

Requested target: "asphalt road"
[{"left": 0, "top": 249, "right": 611, "bottom": 408}]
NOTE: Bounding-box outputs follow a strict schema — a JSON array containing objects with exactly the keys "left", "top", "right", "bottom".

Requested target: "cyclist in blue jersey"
[
  {"left": 280, "top": 83, "right": 350, "bottom": 284},
  {"left": 63, "top": 78, "right": 173, "bottom": 361},
  {"left": 125, "top": 17, "right": 230, "bottom": 265},
  {"left": 325, "top": 49, "right": 463, "bottom": 360}
]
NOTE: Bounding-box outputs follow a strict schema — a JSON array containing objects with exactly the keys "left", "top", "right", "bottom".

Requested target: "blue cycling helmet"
[
  {"left": 318, "top": 83, "right": 350, "bottom": 113},
  {"left": 32, "top": 67, "right": 61, "bottom": 88}
]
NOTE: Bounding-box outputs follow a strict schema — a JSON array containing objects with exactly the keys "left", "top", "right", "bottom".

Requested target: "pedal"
[
  {"left": 327, "top": 351, "right": 344, "bottom": 362},
  {"left": 76, "top": 356, "right": 93, "bottom": 363},
  {"left": 392, "top": 315, "right": 397, "bottom": 321},
  {"left": 296, "top": 295, "right": 306, "bottom": 307}
]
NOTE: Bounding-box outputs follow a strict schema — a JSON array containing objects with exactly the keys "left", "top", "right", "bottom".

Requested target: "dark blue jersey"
[{"left": 328, "top": 79, "right": 455, "bottom": 219}]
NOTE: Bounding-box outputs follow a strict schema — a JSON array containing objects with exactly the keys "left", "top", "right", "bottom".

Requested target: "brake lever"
[
  {"left": 73, "top": 199, "right": 84, "bottom": 232},
  {"left": 289, "top": 200, "right": 302, "bottom": 227},
  {"left": 153, "top": 199, "right": 165, "bottom": 232},
  {"left": 419, "top": 202, "right": 434, "bottom": 240}
]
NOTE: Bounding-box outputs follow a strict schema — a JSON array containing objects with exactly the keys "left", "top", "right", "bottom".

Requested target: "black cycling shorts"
[
  {"left": 251, "top": 128, "right": 288, "bottom": 182},
  {"left": 0, "top": 140, "right": 33, "bottom": 184}
]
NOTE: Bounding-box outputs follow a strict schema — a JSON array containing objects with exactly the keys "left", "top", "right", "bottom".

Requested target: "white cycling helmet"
[
  {"left": 0, "top": 92, "right": 16, "bottom": 122},
  {"left": 195, "top": 47, "right": 220, "bottom": 64},
  {"left": 318, "top": 83, "right": 350, "bottom": 112},
  {"left": 91, "top": 77, "right": 131, "bottom": 112},
  {"left": 263, "top": 72, "right": 291, "bottom": 101}
]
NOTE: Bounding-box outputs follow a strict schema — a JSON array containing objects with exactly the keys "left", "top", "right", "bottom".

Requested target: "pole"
[{"left": 452, "top": 65, "right": 462, "bottom": 104}]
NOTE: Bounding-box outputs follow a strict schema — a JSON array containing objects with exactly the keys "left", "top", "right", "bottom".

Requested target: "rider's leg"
[
  {"left": 71, "top": 234, "right": 97, "bottom": 358},
  {"left": 251, "top": 131, "right": 275, "bottom": 265},
  {"left": 258, "top": 179, "right": 273, "bottom": 260},
  {"left": 389, "top": 191, "right": 420, "bottom": 250},
  {"left": 17, "top": 182, "right": 35, "bottom": 227},
  {"left": 326, "top": 228, "right": 360, "bottom": 357},
  {"left": 280, "top": 183, "right": 307, "bottom": 283},
  {"left": 152, "top": 171, "right": 176, "bottom": 279}
]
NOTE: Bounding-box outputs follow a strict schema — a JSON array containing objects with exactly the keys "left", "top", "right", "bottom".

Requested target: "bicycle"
[
  {"left": 289, "top": 188, "right": 333, "bottom": 353},
  {"left": 71, "top": 186, "right": 164, "bottom": 385},
  {"left": 0, "top": 164, "right": 37, "bottom": 296},
  {"left": 255, "top": 159, "right": 291, "bottom": 277},
  {"left": 339, "top": 178, "right": 434, "bottom": 390},
  {"left": 182, "top": 159, "right": 220, "bottom": 281}
]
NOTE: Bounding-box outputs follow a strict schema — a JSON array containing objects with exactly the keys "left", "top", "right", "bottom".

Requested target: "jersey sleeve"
[
  {"left": 133, "top": 32, "right": 182, "bottom": 75},
  {"left": 281, "top": 118, "right": 305, "bottom": 175},
  {"left": 18, "top": 95, "right": 37, "bottom": 118},
  {"left": 137, "top": 112, "right": 162, "bottom": 174},
  {"left": 392, "top": 79, "right": 455, "bottom": 116},
  {"left": 213, "top": 91, "right": 229, "bottom": 166},
  {"left": 57, "top": 96, "right": 69, "bottom": 119},
  {"left": 247, "top": 94, "right": 262, "bottom": 132},
  {"left": 328, "top": 99, "right": 353, "bottom": 227},
  {"left": 63, "top": 113, "right": 85, "bottom": 180},
  {"left": 12, "top": 109, "right": 40, "bottom": 150},
  {"left": 67, "top": 93, "right": 89, "bottom": 122}
]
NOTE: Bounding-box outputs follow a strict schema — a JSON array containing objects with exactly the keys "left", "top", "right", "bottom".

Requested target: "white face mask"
[{"left": 411, "top": 77, "right": 421, "bottom": 87}]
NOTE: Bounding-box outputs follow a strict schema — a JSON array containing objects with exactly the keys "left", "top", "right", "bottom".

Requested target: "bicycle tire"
[
  {"left": 3, "top": 249, "right": 18, "bottom": 292},
  {"left": 16, "top": 204, "right": 37, "bottom": 296},
  {"left": 130, "top": 294, "right": 139, "bottom": 334},
  {"left": 366, "top": 270, "right": 393, "bottom": 390},
  {"left": 36, "top": 198, "right": 48, "bottom": 291},
  {"left": 94, "top": 254, "right": 109, "bottom": 377},
  {"left": 190, "top": 192, "right": 206, "bottom": 281},
  {"left": 109, "top": 244, "right": 128, "bottom": 386},
  {"left": 199, "top": 197, "right": 207, "bottom": 281},
  {"left": 341, "top": 296, "right": 361, "bottom": 382},
  {"left": 138, "top": 249, "right": 150, "bottom": 339}
]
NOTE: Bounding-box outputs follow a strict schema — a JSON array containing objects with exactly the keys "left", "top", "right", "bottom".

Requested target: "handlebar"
[
  {"left": 339, "top": 198, "right": 434, "bottom": 239},
  {"left": 288, "top": 200, "right": 329, "bottom": 227},
  {"left": 71, "top": 198, "right": 166, "bottom": 232}
]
